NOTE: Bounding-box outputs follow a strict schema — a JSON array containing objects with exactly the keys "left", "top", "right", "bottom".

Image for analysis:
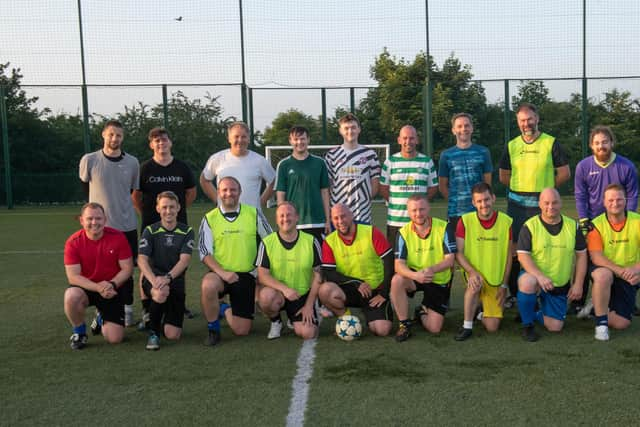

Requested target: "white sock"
[
  {"left": 463, "top": 320, "right": 473, "bottom": 330},
  {"left": 125, "top": 304, "right": 133, "bottom": 314}
]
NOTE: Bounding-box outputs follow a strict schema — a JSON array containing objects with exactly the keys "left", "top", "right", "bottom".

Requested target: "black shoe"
[
  {"left": 185, "top": 307, "right": 195, "bottom": 319},
  {"left": 522, "top": 324, "right": 539, "bottom": 342},
  {"left": 70, "top": 333, "right": 88, "bottom": 350},
  {"left": 395, "top": 323, "right": 412, "bottom": 342},
  {"left": 634, "top": 305, "right": 640, "bottom": 316},
  {"left": 413, "top": 305, "right": 427, "bottom": 322},
  {"left": 455, "top": 328, "right": 472, "bottom": 341},
  {"left": 90, "top": 312, "right": 102, "bottom": 336},
  {"left": 205, "top": 329, "right": 221, "bottom": 346}
]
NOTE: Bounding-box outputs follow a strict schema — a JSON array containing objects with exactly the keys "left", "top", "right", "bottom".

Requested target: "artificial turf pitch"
[{"left": 1, "top": 200, "right": 639, "bottom": 426}]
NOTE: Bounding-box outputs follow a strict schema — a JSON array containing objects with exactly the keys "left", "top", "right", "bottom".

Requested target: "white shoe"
[
  {"left": 594, "top": 325, "right": 609, "bottom": 341},
  {"left": 577, "top": 300, "right": 594, "bottom": 320},
  {"left": 286, "top": 319, "right": 294, "bottom": 330},
  {"left": 267, "top": 320, "right": 282, "bottom": 340},
  {"left": 476, "top": 311, "right": 484, "bottom": 321}
]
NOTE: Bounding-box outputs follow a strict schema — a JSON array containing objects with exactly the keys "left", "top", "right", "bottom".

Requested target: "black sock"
[
  {"left": 270, "top": 314, "right": 282, "bottom": 323},
  {"left": 142, "top": 298, "right": 151, "bottom": 312},
  {"left": 149, "top": 300, "right": 164, "bottom": 335}
]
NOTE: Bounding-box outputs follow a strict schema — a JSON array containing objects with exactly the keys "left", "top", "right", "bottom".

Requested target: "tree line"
[{"left": 1, "top": 51, "right": 639, "bottom": 203}]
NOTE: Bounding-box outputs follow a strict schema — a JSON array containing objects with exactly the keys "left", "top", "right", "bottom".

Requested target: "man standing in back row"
[
  {"left": 499, "top": 103, "right": 570, "bottom": 304},
  {"left": 200, "top": 121, "right": 276, "bottom": 210},
  {"left": 380, "top": 125, "right": 439, "bottom": 246},
  {"left": 325, "top": 113, "right": 380, "bottom": 225},
  {"left": 79, "top": 119, "right": 139, "bottom": 326}
]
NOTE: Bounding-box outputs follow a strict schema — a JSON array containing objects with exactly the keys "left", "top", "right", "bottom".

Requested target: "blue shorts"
[
  {"left": 610, "top": 278, "right": 638, "bottom": 321},
  {"left": 539, "top": 285, "right": 569, "bottom": 321}
]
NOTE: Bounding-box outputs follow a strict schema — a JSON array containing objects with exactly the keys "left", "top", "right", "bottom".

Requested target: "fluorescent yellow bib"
[
  {"left": 592, "top": 211, "right": 640, "bottom": 268},
  {"left": 205, "top": 204, "right": 257, "bottom": 273},
  {"left": 325, "top": 224, "right": 384, "bottom": 288},
  {"left": 526, "top": 215, "right": 576, "bottom": 286},
  {"left": 262, "top": 231, "right": 315, "bottom": 294},
  {"left": 461, "top": 211, "right": 512, "bottom": 286},
  {"left": 399, "top": 217, "right": 451, "bottom": 285},
  {"left": 508, "top": 133, "right": 555, "bottom": 192}
]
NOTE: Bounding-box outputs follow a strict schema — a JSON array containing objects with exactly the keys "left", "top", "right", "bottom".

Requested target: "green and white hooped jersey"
[{"left": 381, "top": 153, "right": 438, "bottom": 227}]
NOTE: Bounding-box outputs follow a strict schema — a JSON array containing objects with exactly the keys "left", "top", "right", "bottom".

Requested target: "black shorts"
[
  {"left": 218, "top": 272, "right": 256, "bottom": 320},
  {"left": 71, "top": 285, "right": 124, "bottom": 326},
  {"left": 338, "top": 283, "right": 393, "bottom": 324},
  {"left": 283, "top": 292, "right": 318, "bottom": 324},
  {"left": 507, "top": 200, "right": 540, "bottom": 243},
  {"left": 610, "top": 277, "right": 639, "bottom": 321},
  {"left": 142, "top": 279, "right": 186, "bottom": 328},
  {"left": 301, "top": 227, "right": 325, "bottom": 243},
  {"left": 408, "top": 282, "right": 451, "bottom": 316}
]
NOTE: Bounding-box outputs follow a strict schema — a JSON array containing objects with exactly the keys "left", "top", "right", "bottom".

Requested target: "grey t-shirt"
[{"left": 79, "top": 150, "right": 139, "bottom": 231}]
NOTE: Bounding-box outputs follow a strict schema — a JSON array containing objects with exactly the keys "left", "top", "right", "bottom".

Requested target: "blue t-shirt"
[{"left": 438, "top": 144, "right": 492, "bottom": 218}]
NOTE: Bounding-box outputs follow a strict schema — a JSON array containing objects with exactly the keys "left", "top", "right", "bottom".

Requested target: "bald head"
[
  {"left": 539, "top": 188, "right": 562, "bottom": 223},
  {"left": 330, "top": 204, "right": 355, "bottom": 236}
]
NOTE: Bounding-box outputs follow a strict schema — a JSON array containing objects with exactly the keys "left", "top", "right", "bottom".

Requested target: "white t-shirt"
[{"left": 202, "top": 149, "right": 276, "bottom": 209}]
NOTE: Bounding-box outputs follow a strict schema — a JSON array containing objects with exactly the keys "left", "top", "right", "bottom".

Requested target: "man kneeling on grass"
[
  {"left": 137, "top": 191, "right": 194, "bottom": 350},
  {"left": 257, "top": 202, "right": 322, "bottom": 340},
  {"left": 63, "top": 202, "right": 133, "bottom": 350},
  {"left": 454, "top": 183, "right": 513, "bottom": 341},
  {"left": 389, "top": 194, "right": 456, "bottom": 342},
  {"left": 318, "top": 204, "right": 394, "bottom": 337},
  {"left": 587, "top": 184, "right": 640, "bottom": 341},
  {"left": 516, "top": 188, "right": 587, "bottom": 341}
]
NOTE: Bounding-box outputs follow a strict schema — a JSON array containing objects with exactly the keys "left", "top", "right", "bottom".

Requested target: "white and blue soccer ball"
[{"left": 335, "top": 314, "right": 362, "bottom": 341}]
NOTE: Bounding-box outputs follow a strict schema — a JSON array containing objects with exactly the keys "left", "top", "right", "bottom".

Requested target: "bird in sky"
[{"left": 174, "top": 16, "right": 183, "bottom": 21}]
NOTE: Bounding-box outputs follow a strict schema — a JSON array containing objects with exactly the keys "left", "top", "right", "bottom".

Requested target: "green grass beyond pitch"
[{"left": 1, "top": 199, "right": 639, "bottom": 426}]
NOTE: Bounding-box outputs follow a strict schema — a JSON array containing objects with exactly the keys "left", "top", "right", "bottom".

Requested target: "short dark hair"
[
  {"left": 450, "top": 113, "right": 473, "bottom": 127},
  {"left": 604, "top": 183, "right": 625, "bottom": 197},
  {"left": 148, "top": 127, "right": 170, "bottom": 141},
  {"left": 471, "top": 182, "right": 493, "bottom": 196},
  {"left": 80, "top": 202, "right": 105, "bottom": 216},
  {"left": 407, "top": 193, "right": 429, "bottom": 204},
  {"left": 338, "top": 113, "right": 360, "bottom": 128},
  {"left": 227, "top": 121, "right": 249, "bottom": 134},
  {"left": 515, "top": 102, "right": 538, "bottom": 115},
  {"left": 289, "top": 126, "right": 309, "bottom": 138},
  {"left": 156, "top": 190, "right": 179, "bottom": 204},
  {"left": 589, "top": 125, "right": 616, "bottom": 146},
  {"left": 103, "top": 119, "right": 124, "bottom": 131}
]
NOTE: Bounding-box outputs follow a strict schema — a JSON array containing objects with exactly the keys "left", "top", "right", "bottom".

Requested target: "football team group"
[{"left": 63, "top": 102, "right": 640, "bottom": 350}]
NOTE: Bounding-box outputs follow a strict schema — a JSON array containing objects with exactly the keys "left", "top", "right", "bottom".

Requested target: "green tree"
[
  {"left": 511, "top": 80, "right": 551, "bottom": 110},
  {"left": 262, "top": 109, "right": 322, "bottom": 146}
]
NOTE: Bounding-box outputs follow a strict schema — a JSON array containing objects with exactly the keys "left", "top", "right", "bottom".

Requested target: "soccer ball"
[{"left": 335, "top": 315, "right": 362, "bottom": 341}]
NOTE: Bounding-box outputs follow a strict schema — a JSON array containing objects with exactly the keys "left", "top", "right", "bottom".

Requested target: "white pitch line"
[
  {"left": 286, "top": 337, "right": 319, "bottom": 427},
  {"left": 0, "top": 250, "right": 63, "bottom": 255}
]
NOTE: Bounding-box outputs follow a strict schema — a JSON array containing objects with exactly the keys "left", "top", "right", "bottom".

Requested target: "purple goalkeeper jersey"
[{"left": 574, "top": 153, "right": 638, "bottom": 219}]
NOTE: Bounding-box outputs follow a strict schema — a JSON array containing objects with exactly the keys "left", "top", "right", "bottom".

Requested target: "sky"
[{"left": 1, "top": 0, "right": 638, "bottom": 132}]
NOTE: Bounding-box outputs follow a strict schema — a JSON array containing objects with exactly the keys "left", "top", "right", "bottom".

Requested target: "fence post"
[
  {"left": 321, "top": 88, "right": 327, "bottom": 145},
  {"left": 349, "top": 87, "right": 355, "bottom": 113},
  {"left": 248, "top": 87, "right": 254, "bottom": 145},
  {"left": 162, "top": 84, "right": 169, "bottom": 130},
  {"left": 0, "top": 85, "right": 13, "bottom": 208},
  {"left": 503, "top": 79, "right": 511, "bottom": 144},
  {"left": 422, "top": 81, "right": 433, "bottom": 158}
]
